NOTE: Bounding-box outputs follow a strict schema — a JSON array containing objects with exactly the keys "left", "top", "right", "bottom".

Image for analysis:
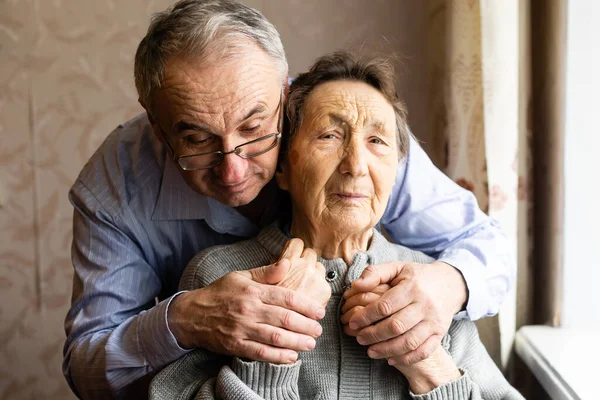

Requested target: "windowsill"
[{"left": 514, "top": 325, "right": 599, "bottom": 400}]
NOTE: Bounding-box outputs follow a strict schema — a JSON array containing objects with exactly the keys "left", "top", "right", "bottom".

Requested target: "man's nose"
[
  {"left": 213, "top": 150, "right": 247, "bottom": 184},
  {"left": 339, "top": 139, "right": 368, "bottom": 177}
]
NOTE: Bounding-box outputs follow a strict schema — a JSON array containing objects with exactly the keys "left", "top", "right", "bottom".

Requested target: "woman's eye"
[
  {"left": 320, "top": 132, "right": 339, "bottom": 140},
  {"left": 370, "top": 137, "right": 386, "bottom": 145}
]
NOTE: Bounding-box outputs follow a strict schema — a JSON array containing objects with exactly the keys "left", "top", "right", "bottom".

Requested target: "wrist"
[
  {"left": 433, "top": 261, "right": 468, "bottom": 314},
  {"left": 167, "top": 291, "right": 194, "bottom": 349}
]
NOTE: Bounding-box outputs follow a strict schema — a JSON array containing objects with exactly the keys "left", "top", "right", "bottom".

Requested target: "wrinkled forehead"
[
  {"left": 156, "top": 45, "right": 283, "bottom": 126},
  {"left": 301, "top": 81, "right": 396, "bottom": 130}
]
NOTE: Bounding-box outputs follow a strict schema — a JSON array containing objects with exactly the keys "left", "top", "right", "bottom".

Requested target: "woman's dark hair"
[{"left": 281, "top": 51, "right": 412, "bottom": 165}]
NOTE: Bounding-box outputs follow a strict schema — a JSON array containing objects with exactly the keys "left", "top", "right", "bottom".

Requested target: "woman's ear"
[{"left": 276, "top": 161, "right": 290, "bottom": 191}]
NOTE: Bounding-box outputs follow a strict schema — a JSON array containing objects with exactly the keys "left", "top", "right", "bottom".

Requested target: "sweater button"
[{"left": 326, "top": 270, "right": 337, "bottom": 281}]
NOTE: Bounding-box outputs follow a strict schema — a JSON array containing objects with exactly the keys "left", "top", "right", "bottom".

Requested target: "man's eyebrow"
[
  {"left": 172, "top": 120, "right": 216, "bottom": 135},
  {"left": 240, "top": 103, "right": 269, "bottom": 122}
]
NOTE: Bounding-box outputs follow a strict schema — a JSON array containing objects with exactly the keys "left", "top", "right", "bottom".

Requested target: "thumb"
[{"left": 247, "top": 258, "right": 291, "bottom": 285}]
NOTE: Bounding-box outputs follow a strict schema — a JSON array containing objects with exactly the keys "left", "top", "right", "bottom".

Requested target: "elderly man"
[{"left": 63, "top": 0, "right": 513, "bottom": 398}]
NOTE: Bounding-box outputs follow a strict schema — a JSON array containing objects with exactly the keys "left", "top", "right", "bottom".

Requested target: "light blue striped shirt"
[{"left": 63, "top": 113, "right": 513, "bottom": 399}]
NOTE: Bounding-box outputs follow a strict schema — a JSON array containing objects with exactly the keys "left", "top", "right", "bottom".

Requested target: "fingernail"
[
  {"left": 314, "top": 324, "right": 323, "bottom": 337},
  {"left": 368, "top": 348, "right": 380, "bottom": 358},
  {"left": 288, "top": 353, "right": 298, "bottom": 363},
  {"left": 356, "top": 335, "right": 366, "bottom": 345},
  {"left": 305, "top": 337, "right": 316, "bottom": 350},
  {"left": 349, "top": 321, "right": 359, "bottom": 330},
  {"left": 387, "top": 358, "right": 397, "bottom": 365},
  {"left": 316, "top": 308, "right": 325, "bottom": 319}
]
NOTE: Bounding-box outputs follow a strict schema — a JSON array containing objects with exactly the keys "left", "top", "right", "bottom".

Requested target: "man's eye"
[
  {"left": 186, "top": 135, "right": 213, "bottom": 145},
  {"left": 241, "top": 125, "right": 260, "bottom": 133}
]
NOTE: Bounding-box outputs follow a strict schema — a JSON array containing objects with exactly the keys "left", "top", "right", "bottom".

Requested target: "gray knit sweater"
[{"left": 149, "top": 223, "right": 524, "bottom": 400}]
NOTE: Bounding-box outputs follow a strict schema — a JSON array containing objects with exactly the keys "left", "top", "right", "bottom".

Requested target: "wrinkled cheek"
[{"left": 288, "top": 149, "right": 300, "bottom": 166}]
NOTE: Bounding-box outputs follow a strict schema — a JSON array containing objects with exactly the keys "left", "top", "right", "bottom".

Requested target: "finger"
[
  {"left": 261, "top": 303, "right": 323, "bottom": 338},
  {"left": 341, "top": 292, "right": 381, "bottom": 313},
  {"left": 348, "top": 280, "right": 412, "bottom": 330},
  {"left": 278, "top": 238, "right": 305, "bottom": 261},
  {"left": 340, "top": 305, "right": 364, "bottom": 325},
  {"left": 248, "top": 323, "right": 317, "bottom": 352},
  {"left": 300, "top": 247, "right": 317, "bottom": 266},
  {"left": 344, "top": 263, "right": 405, "bottom": 297},
  {"left": 260, "top": 284, "right": 326, "bottom": 321},
  {"left": 241, "top": 259, "right": 291, "bottom": 285},
  {"left": 387, "top": 335, "right": 442, "bottom": 366},
  {"left": 343, "top": 323, "right": 361, "bottom": 337},
  {"left": 238, "top": 340, "right": 299, "bottom": 364},
  {"left": 366, "top": 320, "right": 435, "bottom": 360},
  {"left": 355, "top": 303, "right": 423, "bottom": 345}
]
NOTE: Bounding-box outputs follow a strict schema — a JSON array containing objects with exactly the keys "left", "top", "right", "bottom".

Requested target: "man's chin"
[{"left": 212, "top": 190, "right": 257, "bottom": 208}]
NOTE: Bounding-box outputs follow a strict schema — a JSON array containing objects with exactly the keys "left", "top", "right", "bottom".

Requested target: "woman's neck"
[{"left": 289, "top": 214, "right": 373, "bottom": 265}]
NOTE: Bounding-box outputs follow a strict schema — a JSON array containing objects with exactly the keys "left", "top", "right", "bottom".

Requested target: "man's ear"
[
  {"left": 139, "top": 97, "right": 162, "bottom": 141},
  {"left": 276, "top": 160, "right": 290, "bottom": 192}
]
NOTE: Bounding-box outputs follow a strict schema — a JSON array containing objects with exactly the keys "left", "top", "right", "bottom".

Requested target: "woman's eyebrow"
[{"left": 328, "top": 113, "right": 388, "bottom": 132}]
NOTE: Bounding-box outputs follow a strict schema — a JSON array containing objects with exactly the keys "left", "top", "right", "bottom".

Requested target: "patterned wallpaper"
[{"left": 0, "top": 1, "right": 425, "bottom": 398}]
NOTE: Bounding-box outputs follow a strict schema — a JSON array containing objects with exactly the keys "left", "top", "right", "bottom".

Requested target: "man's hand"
[
  {"left": 341, "top": 261, "right": 467, "bottom": 365},
  {"left": 168, "top": 259, "right": 326, "bottom": 364},
  {"left": 276, "top": 238, "right": 331, "bottom": 307}
]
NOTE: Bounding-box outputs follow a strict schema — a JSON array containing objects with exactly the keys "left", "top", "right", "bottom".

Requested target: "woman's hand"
[
  {"left": 391, "top": 344, "right": 462, "bottom": 394},
  {"left": 276, "top": 238, "right": 332, "bottom": 307}
]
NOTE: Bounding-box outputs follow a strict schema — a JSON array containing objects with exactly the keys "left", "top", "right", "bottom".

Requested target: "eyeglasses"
[{"left": 158, "top": 92, "right": 283, "bottom": 171}]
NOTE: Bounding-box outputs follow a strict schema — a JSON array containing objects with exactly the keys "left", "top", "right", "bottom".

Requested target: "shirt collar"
[{"left": 152, "top": 158, "right": 259, "bottom": 237}]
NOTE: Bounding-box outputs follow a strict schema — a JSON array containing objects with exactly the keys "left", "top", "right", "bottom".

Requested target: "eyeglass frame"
[{"left": 157, "top": 92, "right": 283, "bottom": 171}]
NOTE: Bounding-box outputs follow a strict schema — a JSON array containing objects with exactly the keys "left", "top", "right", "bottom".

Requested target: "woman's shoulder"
[
  {"left": 369, "top": 229, "right": 435, "bottom": 265},
  {"left": 179, "top": 237, "right": 274, "bottom": 290}
]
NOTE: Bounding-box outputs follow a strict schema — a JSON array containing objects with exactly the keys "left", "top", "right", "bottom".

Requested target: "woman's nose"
[{"left": 339, "top": 139, "right": 368, "bottom": 176}]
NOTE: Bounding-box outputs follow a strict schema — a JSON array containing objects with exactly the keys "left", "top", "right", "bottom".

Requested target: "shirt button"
[{"left": 326, "top": 270, "right": 337, "bottom": 281}]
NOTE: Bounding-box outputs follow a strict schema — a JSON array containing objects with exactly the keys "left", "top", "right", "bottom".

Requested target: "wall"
[{"left": 0, "top": 1, "right": 427, "bottom": 398}]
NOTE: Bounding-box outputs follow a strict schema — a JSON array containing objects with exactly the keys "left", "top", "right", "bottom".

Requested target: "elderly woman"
[{"left": 150, "top": 52, "right": 523, "bottom": 400}]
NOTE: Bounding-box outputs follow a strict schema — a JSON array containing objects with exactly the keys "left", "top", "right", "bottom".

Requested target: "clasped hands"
[{"left": 168, "top": 238, "right": 466, "bottom": 383}]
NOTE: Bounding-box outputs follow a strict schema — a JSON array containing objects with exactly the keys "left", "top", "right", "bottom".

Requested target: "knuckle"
[
  {"left": 414, "top": 346, "right": 430, "bottom": 362},
  {"left": 238, "top": 302, "right": 253, "bottom": 315},
  {"left": 270, "top": 331, "right": 283, "bottom": 346},
  {"left": 404, "top": 336, "right": 420, "bottom": 352},
  {"left": 284, "top": 290, "right": 297, "bottom": 310},
  {"left": 376, "top": 299, "right": 394, "bottom": 317},
  {"left": 281, "top": 310, "right": 294, "bottom": 328},
  {"left": 390, "top": 319, "right": 406, "bottom": 336},
  {"left": 364, "top": 265, "right": 377, "bottom": 275},
  {"left": 255, "top": 346, "right": 268, "bottom": 360}
]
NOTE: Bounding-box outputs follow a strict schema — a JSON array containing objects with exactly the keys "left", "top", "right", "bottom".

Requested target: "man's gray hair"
[{"left": 134, "top": 0, "right": 288, "bottom": 110}]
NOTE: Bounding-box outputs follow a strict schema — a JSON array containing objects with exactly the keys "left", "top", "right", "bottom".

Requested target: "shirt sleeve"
[
  {"left": 380, "top": 136, "right": 515, "bottom": 321},
  {"left": 62, "top": 180, "right": 191, "bottom": 399}
]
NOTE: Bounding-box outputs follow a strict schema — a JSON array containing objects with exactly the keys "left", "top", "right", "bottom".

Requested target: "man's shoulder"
[
  {"left": 71, "top": 113, "right": 165, "bottom": 216},
  {"left": 180, "top": 239, "right": 273, "bottom": 290}
]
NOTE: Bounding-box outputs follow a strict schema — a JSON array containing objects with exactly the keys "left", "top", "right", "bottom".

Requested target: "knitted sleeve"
[{"left": 410, "top": 320, "right": 525, "bottom": 400}]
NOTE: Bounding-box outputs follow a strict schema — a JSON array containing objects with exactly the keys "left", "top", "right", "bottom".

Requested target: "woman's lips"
[{"left": 336, "top": 192, "right": 368, "bottom": 200}]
